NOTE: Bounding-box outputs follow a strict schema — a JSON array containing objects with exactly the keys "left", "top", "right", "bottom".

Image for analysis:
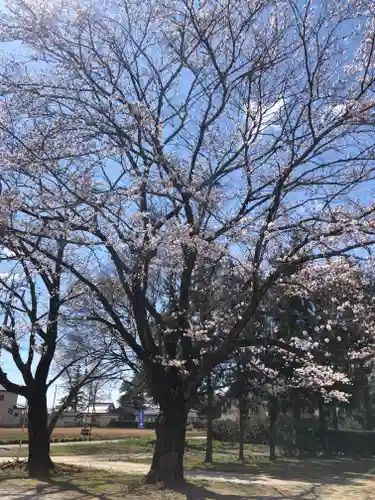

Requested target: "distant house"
[
  {"left": 51, "top": 402, "right": 119, "bottom": 428},
  {"left": 83, "top": 403, "right": 119, "bottom": 428},
  {"left": 0, "top": 385, "right": 24, "bottom": 427},
  {"left": 117, "top": 392, "right": 200, "bottom": 426},
  {"left": 51, "top": 400, "right": 199, "bottom": 429},
  {"left": 50, "top": 411, "right": 83, "bottom": 428}
]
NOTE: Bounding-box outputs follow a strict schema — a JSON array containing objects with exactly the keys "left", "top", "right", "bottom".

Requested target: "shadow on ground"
[
  {"left": 0, "top": 476, "right": 105, "bottom": 499},
  {"left": 193, "top": 455, "right": 375, "bottom": 486},
  {"left": 171, "top": 481, "right": 354, "bottom": 500},
  {"left": 0, "top": 478, "right": 249, "bottom": 500},
  {"left": 0, "top": 466, "right": 116, "bottom": 499}
]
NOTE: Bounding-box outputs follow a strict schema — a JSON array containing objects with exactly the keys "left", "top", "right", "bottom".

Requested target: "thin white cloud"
[{"left": 244, "top": 99, "right": 284, "bottom": 134}]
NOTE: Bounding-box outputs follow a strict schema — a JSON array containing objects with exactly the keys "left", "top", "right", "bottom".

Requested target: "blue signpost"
[{"left": 137, "top": 410, "right": 145, "bottom": 429}]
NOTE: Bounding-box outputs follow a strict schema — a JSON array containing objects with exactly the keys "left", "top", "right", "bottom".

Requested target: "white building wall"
[
  {"left": 0, "top": 390, "right": 22, "bottom": 426},
  {"left": 51, "top": 412, "right": 118, "bottom": 428}
]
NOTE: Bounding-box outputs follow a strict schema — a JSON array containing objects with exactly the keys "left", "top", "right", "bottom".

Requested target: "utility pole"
[{"left": 51, "top": 385, "right": 58, "bottom": 414}]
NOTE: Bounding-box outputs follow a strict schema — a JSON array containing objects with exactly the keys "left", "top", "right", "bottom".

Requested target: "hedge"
[{"left": 326, "top": 429, "right": 375, "bottom": 457}]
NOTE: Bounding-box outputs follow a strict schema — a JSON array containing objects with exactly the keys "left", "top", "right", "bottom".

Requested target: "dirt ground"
[
  {"left": 1, "top": 455, "right": 375, "bottom": 499},
  {"left": 1, "top": 439, "right": 375, "bottom": 498},
  {"left": 0, "top": 474, "right": 374, "bottom": 499}
]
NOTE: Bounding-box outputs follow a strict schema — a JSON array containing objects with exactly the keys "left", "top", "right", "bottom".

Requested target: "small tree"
[
  {"left": 58, "top": 366, "right": 86, "bottom": 412},
  {"left": 196, "top": 368, "right": 226, "bottom": 463},
  {"left": 0, "top": 242, "right": 73, "bottom": 477},
  {"left": 0, "top": 243, "right": 116, "bottom": 477}
]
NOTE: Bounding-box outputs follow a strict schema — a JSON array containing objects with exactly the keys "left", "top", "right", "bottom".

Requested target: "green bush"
[
  {"left": 212, "top": 419, "right": 238, "bottom": 443},
  {"left": 276, "top": 416, "right": 375, "bottom": 458},
  {"left": 276, "top": 414, "right": 320, "bottom": 457}
]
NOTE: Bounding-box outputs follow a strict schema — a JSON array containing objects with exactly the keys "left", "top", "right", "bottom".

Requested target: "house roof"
[
  {"left": 143, "top": 408, "right": 160, "bottom": 416},
  {"left": 141, "top": 408, "right": 198, "bottom": 416},
  {"left": 84, "top": 403, "right": 113, "bottom": 414}
]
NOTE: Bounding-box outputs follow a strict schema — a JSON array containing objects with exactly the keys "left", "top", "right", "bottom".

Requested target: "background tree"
[
  {"left": 57, "top": 365, "right": 87, "bottom": 413},
  {"left": 118, "top": 365, "right": 152, "bottom": 420},
  {"left": 195, "top": 367, "right": 227, "bottom": 464}
]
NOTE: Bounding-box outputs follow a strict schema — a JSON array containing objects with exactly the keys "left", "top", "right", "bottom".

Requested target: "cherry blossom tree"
[
  {"left": 235, "top": 258, "right": 375, "bottom": 455},
  {"left": 1, "top": 0, "right": 375, "bottom": 483}
]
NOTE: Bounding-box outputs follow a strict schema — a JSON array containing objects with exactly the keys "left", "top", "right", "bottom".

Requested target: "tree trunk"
[
  {"left": 146, "top": 406, "right": 187, "bottom": 485},
  {"left": 293, "top": 398, "right": 302, "bottom": 455},
  {"left": 205, "top": 374, "right": 213, "bottom": 463},
  {"left": 28, "top": 390, "right": 54, "bottom": 479},
  {"left": 363, "top": 375, "right": 372, "bottom": 430},
  {"left": 238, "top": 396, "right": 246, "bottom": 461},
  {"left": 269, "top": 396, "right": 279, "bottom": 462},
  {"left": 318, "top": 397, "right": 327, "bottom": 456},
  {"left": 332, "top": 403, "right": 338, "bottom": 430}
]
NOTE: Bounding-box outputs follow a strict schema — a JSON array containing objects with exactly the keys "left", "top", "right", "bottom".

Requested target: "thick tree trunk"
[
  {"left": 146, "top": 406, "right": 187, "bottom": 485},
  {"left": 28, "top": 391, "right": 54, "bottom": 479},
  {"left": 205, "top": 374, "right": 213, "bottom": 463}
]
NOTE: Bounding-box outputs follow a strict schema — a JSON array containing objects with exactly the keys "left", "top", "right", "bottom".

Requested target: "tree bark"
[
  {"left": 28, "top": 390, "right": 54, "bottom": 479},
  {"left": 205, "top": 373, "right": 213, "bottom": 463},
  {"left": 146, "top": 406, "right": 187, "bottom": 485}
]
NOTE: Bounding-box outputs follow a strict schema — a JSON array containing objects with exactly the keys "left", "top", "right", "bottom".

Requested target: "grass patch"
[
  {"left": 51, "top": 436, "right": 156, "bottom": 456},
  {"left": 0, "top": 427, "right": 156, "bottom": 445},
  {"left": 0, "top": 435, "right": 157, "bottom": 459},
  {"left": 48, "top": 437, "right": 262, "bottom": 461},
  {"left": 0, "top": 428, "right": 202, "bottom": 446},
  {"left": 184, "top": 440, "right": 267, "bottom": 468}
]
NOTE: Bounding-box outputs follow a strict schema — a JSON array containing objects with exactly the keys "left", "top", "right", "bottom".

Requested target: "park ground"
[{"left": 0, "top": 431, "right": 374, "bottom": 498}]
